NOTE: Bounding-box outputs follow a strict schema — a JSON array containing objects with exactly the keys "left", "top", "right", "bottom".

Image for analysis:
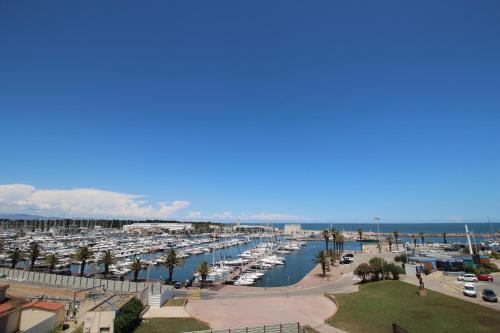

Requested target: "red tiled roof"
[
  {"left": 0, "top": 302, "right": 14, "bottom": 314},
  {"left": 21, "top": 300, "right": 65, "bottom": 311}
]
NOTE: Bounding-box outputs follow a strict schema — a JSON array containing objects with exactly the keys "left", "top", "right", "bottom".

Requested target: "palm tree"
[
  {"left": 74, "top": 246, "right": 93, "bottom": 277},
  {"left": 419, "top": 232, "right": 425, "bottom": 245},
  {"left": 98, "top": 250, "right": 117, "bottom": 276},
  {"left": 195, "top": 261, "right": 210, "bottom": 288},
  {"left": 386, "top": 234, "right": 394, "bottom": 251},
  {"left": 357, "top": 228, "right": 363, "bottom": 252},
  {"left": 315, "top": 250, "right": 328, "bottom": 277},
  {"left": 164, "top": 249, "right": 184, "bottom": 283},
  {"left": 28, "top": 242, "right": 42, "bottom": 271},
  {"left": 442, "top": 232, "right": 447, "bottom": 244},
  {"left": 9, "top": 248, "right": 23, "bottom": 269},
  {"left": 412, "top": 234, "right": 417, "bottom": 248},
  {"left": 393, "top": 231, "right": 399, "bottom": 250},
  {"left": 129, "top": 258, "right": 143, "bottom": 282},
  {"left": 331, "top": 231, "right": 337, "bottom": 258},
  {"left": 45, "top": 253, "right": 59, "bottom": 273},
  {"left": 0, "top": 239, "right": 4, "bottom": 254},
  {"left": 321, "top": 230, "right": 330, "bottom": 251}
]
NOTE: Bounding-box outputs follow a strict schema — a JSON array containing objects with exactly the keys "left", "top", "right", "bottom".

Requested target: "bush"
[
  {"left": 355, "top": 258, "right": 404, "bottom": 283},
  {"left": 394, "top": 254, "right": 408, "bottom": 263},
  {"left": 354, "top": 263, "right": 372, "bottom": 283},
  {"left": 490, "top": 253, "right": 500, "bottom": 260},
  {"left": 368, "top": 257, "right": 388, "bottom": 281},
  {"left": 478, "top": 262, "right": 499, "bottom": 274},
  {"left": 114, "top": 298, "right": 144, "bottom": 333},
  {"left": 385, "top": 263, "right": 405, "bottom": 280}
]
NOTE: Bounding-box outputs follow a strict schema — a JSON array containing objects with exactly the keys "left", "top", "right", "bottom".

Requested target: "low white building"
[{"left": 123, "top": 222, "right": 192, "bottom": 233}]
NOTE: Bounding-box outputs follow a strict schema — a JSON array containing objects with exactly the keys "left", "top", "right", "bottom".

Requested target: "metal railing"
[
  {"left": 182, "top": 322, "right": 303, "bottom": 333},
  {"left": 0, "top": 267, "right": 171, "bottom": 294}
]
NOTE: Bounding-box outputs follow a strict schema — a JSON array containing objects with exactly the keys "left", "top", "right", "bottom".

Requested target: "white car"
[
  {"left": 463, "top": 283, "right": 477, "bottom": 298},
  {"left": 457, "top": 274, "right": 478, "bottom": 283}
]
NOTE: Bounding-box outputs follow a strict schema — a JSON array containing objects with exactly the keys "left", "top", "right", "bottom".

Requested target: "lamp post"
[{"left": 374, "top": 217, "right": 381, "bottom": 253}]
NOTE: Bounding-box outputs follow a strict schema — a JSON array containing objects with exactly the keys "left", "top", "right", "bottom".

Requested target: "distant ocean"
[{"left": 266, "top": 223, "right": 500, "bottom": 234}]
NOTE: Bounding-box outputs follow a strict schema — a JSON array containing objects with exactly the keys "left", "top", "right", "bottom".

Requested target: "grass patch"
[
  {"left": 134, "top": 318, "right": 209, "bottom": 333},
  {"left": 327, "top": 280, "right": 500, "bottom": 333},
  {"left": 166, "top": 298, "right": 187, "bottom": 306}
]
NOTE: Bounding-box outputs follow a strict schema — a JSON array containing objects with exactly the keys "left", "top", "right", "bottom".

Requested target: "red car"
[{"left": 477, "top": 274, "right": 494, "bottom": 282}]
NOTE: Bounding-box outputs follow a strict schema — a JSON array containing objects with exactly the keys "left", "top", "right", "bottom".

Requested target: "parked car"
[
  {"left": 185, "top": 278, "right": 193, "bottom": 288},
  {"left": 174, "top": 281, "right": 182, "bottom": 289},
  {"left": 477, "top": 274, "right": 494, "bottom": 282},
  {"left": 482, "top": 289, "right": 498, "bottom": 302},
  {"left": 463, "top": 283, "right": 477, "bottom": 298},
  {"left": 457, "top": 273, "right": 478, "bottom": 283},
  {"left": 344, "top": 253, "right": 354, "bottom": 258}
]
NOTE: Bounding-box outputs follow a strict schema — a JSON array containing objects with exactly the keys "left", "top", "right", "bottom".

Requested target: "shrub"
[
  {"left": 114, "top": 298, "right": 144, "bottom": 333},
  {"left": 385, "top": 263, "right": 405, "bottom": 280},
  {"left": 490, "top": 253, "right": 500, "bottom": 260},
  {"left": 368, "top": 257, "right": 388, "bottom": 281},
  {"left": 354, "top": 263, "right": 372, "bottom": 283},
  {"left": 394, "top": 254, "right": 408, "bottom": 263}
]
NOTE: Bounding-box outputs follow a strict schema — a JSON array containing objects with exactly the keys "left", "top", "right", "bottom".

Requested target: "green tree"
[
  {"left": 74, "top": 245, "right": 93, "bottom": 277},
  {"left": 164, "top": 249, "right": 184, "bottom": 283},
  {"left": 412, "top": 234, "right": 417, "bottom": 248},
  {"left": 322, "top": 230, "right": 330, "bottom": 252},
  {"left": 98, "top": 250, "right": 117, "bottom": 276},
  {"left": 386, "top": 234, "right": 394, "bottom": 252},
  {"left": 9, "top": 248, "right": 23, "bottom": 269},
  {"left": 28, "top": 242, "right": 42, "bottom": 271},
  {"left": 357, "top": 228, "right": 363, "bottom": 252},
  {"left": 113, "top": 298, "right": 144, "bottom": 333},
  {"left": 368, "top": 257, "right": 387, "bottom": 281},
  {"left": 393, "top": 231, "right": 399, "bottom": 250},
  {"left": 354, "top": 263, "right": 372, "bottom": 283},
  {"left": 386, "top": 262, "right": 405, "bottom": 280},
  {"left": 442, "top": 232, "right": 447, "bottom": 244},
  {"left": 195, "top": 261, "right": 210, "bottom": 288},
  {"left": 315, "top": 250, "right": 329, "bottom": 277},
  {"left": 129, "top": 258, "right": 143, "bottom": 282},
  {"left": 45, "top": 253, "right": 59, "bottom": 273}
]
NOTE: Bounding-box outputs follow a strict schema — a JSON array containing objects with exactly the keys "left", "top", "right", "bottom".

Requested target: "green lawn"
[
  {"left": 327, "top": 280, "right": 500, "bottom": 333},
  {"left": 134, "top": 318, "right": 209, "bottom": 333}
]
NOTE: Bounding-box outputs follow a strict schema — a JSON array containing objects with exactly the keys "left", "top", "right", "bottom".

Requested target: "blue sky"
[{"left": 1, "top": 1, "right": 499, "bottom": 222}]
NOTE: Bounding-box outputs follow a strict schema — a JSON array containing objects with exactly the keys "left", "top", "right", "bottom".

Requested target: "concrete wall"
[
  {"left": 83, "top": 310, "right": 116, "bottom": 333},
  {"left": 0, "top": 307, "right": 21, "bottom": 333},
  {"left": 20, "top": 309, "right": 56, "bottom": 333},
  {"left": 0, "top": 268, "right": 172, "bottom": 294}
]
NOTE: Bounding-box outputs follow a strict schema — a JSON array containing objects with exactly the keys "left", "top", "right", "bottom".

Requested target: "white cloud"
[
  {"left": 186, "top": 211, "right": 308, "bottom": 222},
  {"left": 212, "top": 211, "right": 234, "bottom": 220},
  {"left": 0, "top": 184, "right": 190, "bottom": 219},
  {"left": 187, "top": 211, "right": 202, "bottom": 219}
]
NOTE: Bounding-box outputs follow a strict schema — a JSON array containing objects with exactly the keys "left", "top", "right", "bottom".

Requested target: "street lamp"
[{"left": 374, "top": 217, "right": 381, "bottom": 253}]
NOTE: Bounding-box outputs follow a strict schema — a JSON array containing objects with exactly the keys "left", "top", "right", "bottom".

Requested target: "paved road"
[{"left": 174, "top": 272, "right": 358, "bottom": 300}]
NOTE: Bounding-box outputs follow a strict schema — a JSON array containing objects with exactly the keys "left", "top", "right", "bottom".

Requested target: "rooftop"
[
  {"left": 0, "top": 302, "right": 14, "bottom": 315},
  {"left": 21, "top": 300, "right": 65, "bottom": 312}
]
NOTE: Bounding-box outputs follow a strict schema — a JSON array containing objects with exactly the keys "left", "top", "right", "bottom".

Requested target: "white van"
[{"left": 463, "top": 282, "right": 477, "bottom": 298}]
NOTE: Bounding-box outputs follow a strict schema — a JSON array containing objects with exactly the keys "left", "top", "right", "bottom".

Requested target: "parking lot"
[{"left": 403, "top": 272, "right": 500, "bottom": 310}]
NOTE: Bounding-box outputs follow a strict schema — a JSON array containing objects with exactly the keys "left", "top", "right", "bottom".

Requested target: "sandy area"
[{"left": 186, "top": 294, "right": 336, "bottom": 329}]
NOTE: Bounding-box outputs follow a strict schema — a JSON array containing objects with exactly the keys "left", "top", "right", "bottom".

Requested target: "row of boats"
[
  {"left": 0, "top": 229, "right": 277, "bottom": 277},
  {"left": 193, "top": 240, "right": 305, "bottom": 286}
]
